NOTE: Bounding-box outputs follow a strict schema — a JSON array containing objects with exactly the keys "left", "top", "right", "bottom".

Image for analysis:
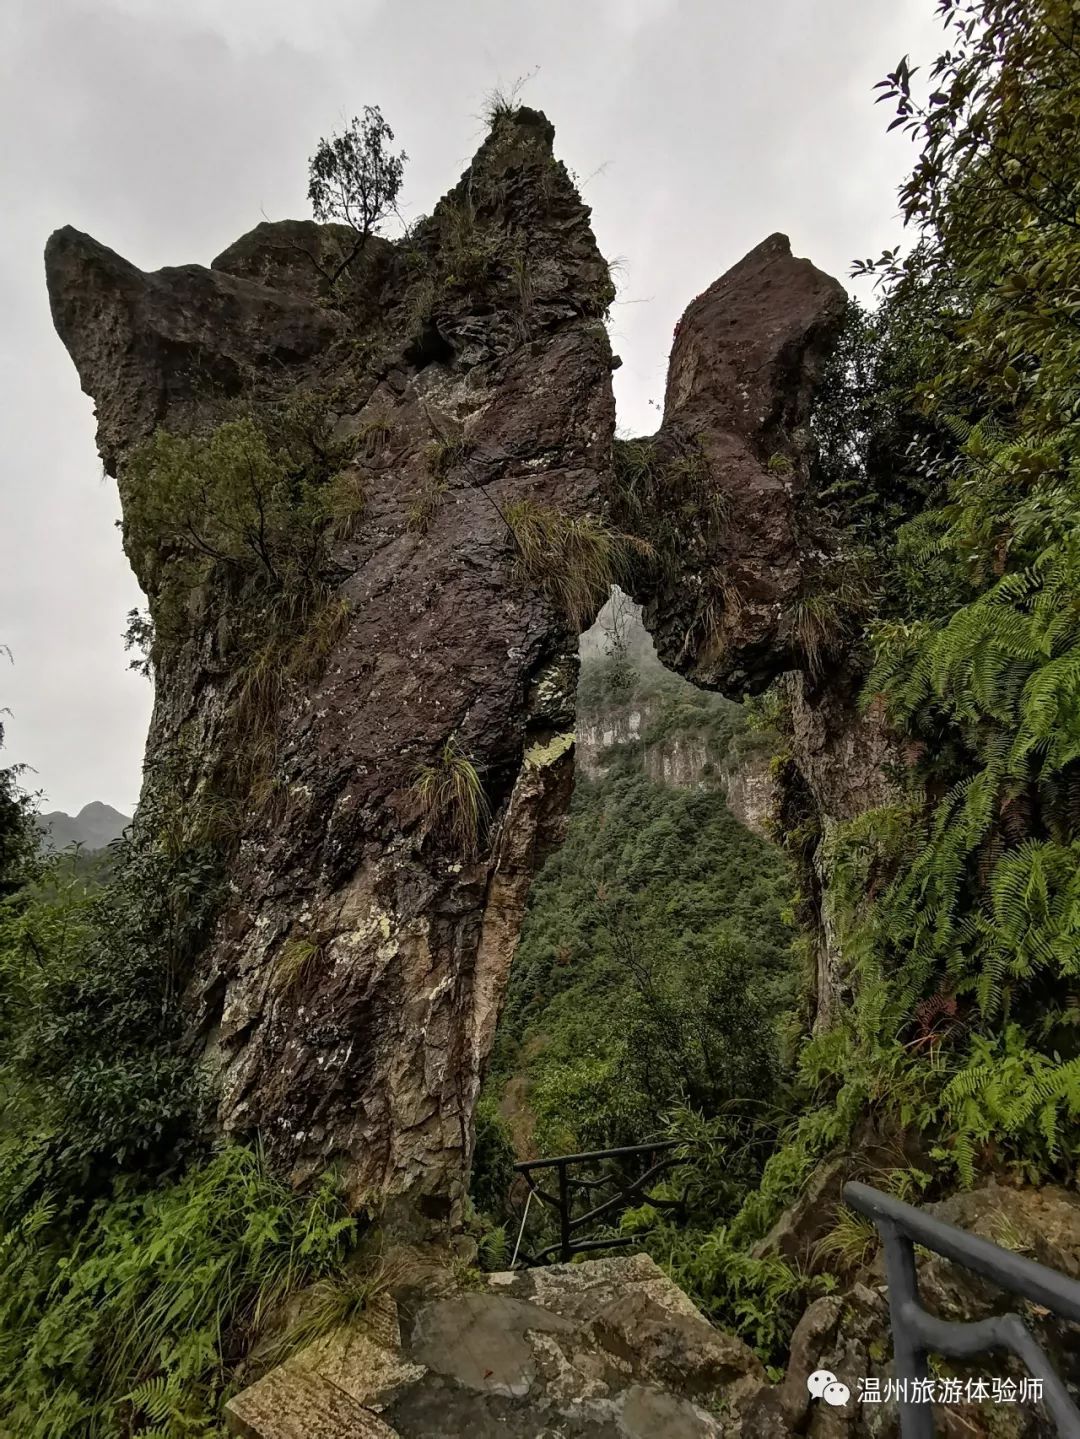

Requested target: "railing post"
[
  {"left": 557, "top": 1160, "right": 572, "bottom": 1262},
  {"left": 880, "top": 1218, "right": 935, "bottom": 1438},
  {"left": 513, "top": 1141, "right": 682, "bottom": 1266}
]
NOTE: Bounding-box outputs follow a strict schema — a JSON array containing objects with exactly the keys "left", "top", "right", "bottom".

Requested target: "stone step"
[{"left": 226, "top": 1253, "right": 766, "bottom": 1438}]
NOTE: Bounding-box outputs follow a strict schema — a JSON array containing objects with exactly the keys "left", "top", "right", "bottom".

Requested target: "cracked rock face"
[{"left": 46, "top": 109, "right": 614, "bottom": 1217}]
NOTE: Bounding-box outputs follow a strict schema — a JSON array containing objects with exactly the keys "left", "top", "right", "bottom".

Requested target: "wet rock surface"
[
  {"left": 609, "top": 232, "right": 847, "bottom": 696},
  {"left": 46, "top": 109, "right": 615, "bottom": 1215},
  {"left": 226, "top": 1254, "right": 766, "bottom": 1439}
]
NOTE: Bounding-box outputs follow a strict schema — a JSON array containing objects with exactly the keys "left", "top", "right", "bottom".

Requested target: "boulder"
[{"left": 609, "top": 233, "right": 847, "bottom": 697}]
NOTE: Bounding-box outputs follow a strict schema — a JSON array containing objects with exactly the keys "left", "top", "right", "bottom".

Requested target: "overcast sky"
[{"left": 1, "top": 0, "right": 943, "bottom": 816}]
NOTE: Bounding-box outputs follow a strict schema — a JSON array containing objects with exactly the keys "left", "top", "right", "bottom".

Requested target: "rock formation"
[
  {"left": 47, "top": 109, "right": 617, "bottom": 1221},
  {"left": 575, "top": 687, "right": 775, "bottom": 835},
  {"left": 606, "top": 233, "right": 894, "bottom": 1027},
  {"left": 46, "top": 107, "right": 872, "bottom": 1217},
  {"left": 607, "top": 232, "right": 847, "bottom": 694}
]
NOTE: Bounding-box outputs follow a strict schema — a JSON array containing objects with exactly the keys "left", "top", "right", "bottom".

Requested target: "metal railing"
[
  {"left": 844, "top": 1181, "right": 1080, "bottom": 1438},
  {"left": 512, "top": 1140, "right": 682, "bottom": 1265}
]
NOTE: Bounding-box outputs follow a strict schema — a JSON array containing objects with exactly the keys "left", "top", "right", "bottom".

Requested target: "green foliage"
[
  {"left": 630, "top": 1215, "right": 828, "bottom": 1367},
  {"left": 122, "top": 411, "right": 353, "bottom": 655},
  {"left": 0, "top": 807, "right": 222, "bottom": 1209},
  {"left": 487, "top": 722, "right": 796, "bottom": 1158},
  {"left": 122, "top": 608, "right": 155, "bottom": 679},
  {"left": 577, "top": 637, "right": 747, "bottom": 760},
  {"left": 0, "top": 1145, "right": 359, "bottom": 1437},
  {"left": 809, "top": 296, "right": 955, "bottom": 591},
  {"left": 470, "top": 1098, "right": 517, "bottom": 1216},
  {"left": 819, "top": 0, "right": 1080, "bottom": 1186},
  {"left": 481, "top": 73, "right": 536, "bottom": 128},
  {"left": 705, "top": 1, "right": 1080, "bottom": 1251},
  {"left": 435, "top": 196, "right": 499, "bottom": 291},
  {"left": 307, "top": 104, "right": 407, "bottom": 241},
  {"left": 813, "top": 1207, "right": 877, "bottom": 1273},
  {"left": 322, "top": 471, "right": 368, "bottom": 540},
  {"left": 610, "top": 435, "right": 726, "bottom": 587},
  {"left": 410, "top": 736, "right": 490, "bottom": 856},
  {"left": 407, "top": 476, "right": 448, "bottom": 533},
  {"left": 930, "top": 1026, "right": 1080, "bottom": 1186},
  {"left": 788, "top": 552, "right": 877, "bottom": 680},
  {"left": 123, "top": 412, "right": 355, "bottom": 816},
  {"left": 0, "top": 721, "right": 37, "bottom": 904},
  {"left": 504, "top": 499, "right": 653, "bottom": 630}
]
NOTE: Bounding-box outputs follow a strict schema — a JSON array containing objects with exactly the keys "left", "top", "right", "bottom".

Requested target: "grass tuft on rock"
[
  {"left": 410, "top": 737, "right": 490, "bottom": 856},
  {"left": 504, "top": 499, "right": 653, "bottom": 631}
]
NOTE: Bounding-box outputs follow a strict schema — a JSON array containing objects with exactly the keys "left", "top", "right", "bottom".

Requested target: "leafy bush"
[
  {"left": 122, "top": 413, "right": 352, "bottom": 656},
  {"left": 307, "top": 105, "right": 407, "bottom": 284},
  {"left": 470, "top": 1099, "right": 517, "bottom": 1216},
  {"left": 0, "top": 812, "right": 222, "bottom": 1211}
]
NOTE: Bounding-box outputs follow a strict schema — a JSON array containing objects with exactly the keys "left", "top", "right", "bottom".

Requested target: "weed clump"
[
  {"left": 423, "top": 435, "right": 472, "bottom": 478},
  {"left": 504, "top": 499, "right": 653, "bottom": 631},
  {"left": 272, "top": 936, "right": 326, "bottom": 997},
  {"left": 0, "top": 1145, "right": 359, "bottom": 1435},
  {"left": 410, "top": 737, "right": 490, "bottom": 856}
]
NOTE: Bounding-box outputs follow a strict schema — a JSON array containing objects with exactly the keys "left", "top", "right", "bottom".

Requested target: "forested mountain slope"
[{"left": 483, "top": 628, "right": 794, "bottom": 1163}]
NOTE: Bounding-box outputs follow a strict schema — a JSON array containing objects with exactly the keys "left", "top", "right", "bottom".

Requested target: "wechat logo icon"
[{"left": 807, "top": 1369, "right": 851, "bottom": 1407}]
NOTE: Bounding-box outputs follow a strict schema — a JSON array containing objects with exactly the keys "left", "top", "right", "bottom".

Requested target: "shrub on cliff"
[
  {"left": 121, "top": 412, "right": 351, "bottom": 653},
  {"left": 307, "top": 105, "right": 408, "bottom": 283}
]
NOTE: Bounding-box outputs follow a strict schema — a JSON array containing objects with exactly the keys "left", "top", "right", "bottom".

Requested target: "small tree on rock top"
[{"left": 308, "top": 105, "right": 407, "bottom": 242}]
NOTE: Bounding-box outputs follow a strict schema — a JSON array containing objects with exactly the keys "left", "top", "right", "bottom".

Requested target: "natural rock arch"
[{"left": 45, "top": 108, "right": 882, "bottom": 1224}]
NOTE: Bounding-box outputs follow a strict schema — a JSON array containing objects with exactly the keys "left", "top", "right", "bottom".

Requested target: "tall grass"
[
  {"left": 411, "top": 737, "right": 490, "bottom": 856},
  {"left": 503, "top": 499, "right": 653, "bottom": 631},
  {"left": 0, "top": 1145, "right": 359, "bottom": 1438}
]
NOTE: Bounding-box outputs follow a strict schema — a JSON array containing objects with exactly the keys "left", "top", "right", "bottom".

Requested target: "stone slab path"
[{"left": 226, "top": 1253, "right": 766, "bottom": 1438}]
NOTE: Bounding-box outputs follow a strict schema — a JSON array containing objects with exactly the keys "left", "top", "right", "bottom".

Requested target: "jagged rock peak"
[
  {"left": 609, "top": 232, "right": 847, "bottom": 696},
  {"left": 45, "top": 108, "right": 616, "bottom": 1220}
]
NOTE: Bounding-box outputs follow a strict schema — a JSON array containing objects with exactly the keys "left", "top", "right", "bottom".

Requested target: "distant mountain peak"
[
  {"left": 36, "top": 801, "right": 130, "bottom": 852},
  {"left": 76, "top": 800, "right": 125, "bottom": 820}
]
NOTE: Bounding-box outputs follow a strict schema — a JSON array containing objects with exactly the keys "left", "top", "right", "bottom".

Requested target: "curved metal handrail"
[
  {"left": 512, "top": 1140, "right": 682, "bottom": 1264},
  {"left": 844, "top": 1180, "right": 1080, "bottom": 1438}
]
